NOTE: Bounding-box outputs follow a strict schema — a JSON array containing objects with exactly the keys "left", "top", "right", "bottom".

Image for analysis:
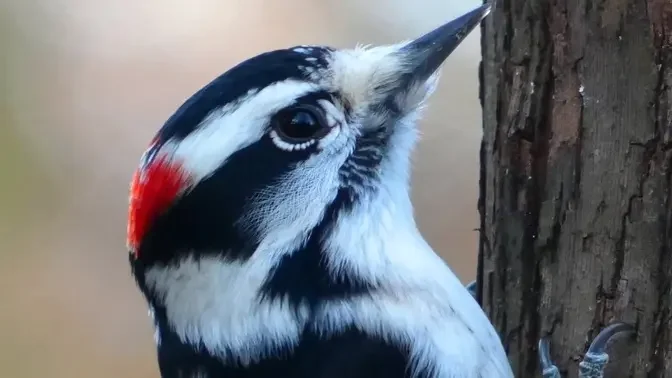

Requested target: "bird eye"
[{"left": 272, "top": 104, "right": 330, "bottom": 143}]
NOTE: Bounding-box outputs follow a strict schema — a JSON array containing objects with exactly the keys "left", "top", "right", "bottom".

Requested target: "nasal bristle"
[{"left": 127, "top": 156, "right": 187, "bottom": 257}]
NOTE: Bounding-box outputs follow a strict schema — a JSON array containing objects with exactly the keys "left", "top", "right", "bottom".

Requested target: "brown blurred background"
[{"left": 0, "top": 0, "right": 484, "bottom": 376}]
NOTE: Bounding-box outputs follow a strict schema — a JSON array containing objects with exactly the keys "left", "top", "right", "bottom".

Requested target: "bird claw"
[
  {"left": 578, "top": 322, "right": 634, "bottom": 378},
  {"left": 538, "top": 338, "right": 561, "bottom": 378},
  {"left": 462, "top": 281, "right": 635, "bottom": 377},
  {"left": 539, "top": 322, "right": 635, "bottom": 378}
]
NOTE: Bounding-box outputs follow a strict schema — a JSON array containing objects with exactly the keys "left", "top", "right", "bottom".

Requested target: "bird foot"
[
  {"left": 462, "top": 281, "right": 634, "bottom": 378},
  {"left": 538, "top": 322, "right": 635, "bottom": 378}
]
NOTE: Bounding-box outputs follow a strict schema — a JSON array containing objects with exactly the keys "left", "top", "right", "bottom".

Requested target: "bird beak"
[{"left": 400, "top": 4, "right": 491, "bottom": 83}]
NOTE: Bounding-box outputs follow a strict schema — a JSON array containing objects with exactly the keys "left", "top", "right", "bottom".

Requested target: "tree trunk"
[{"left": 478, "top": 1, "right": 672, "bottom": 377}]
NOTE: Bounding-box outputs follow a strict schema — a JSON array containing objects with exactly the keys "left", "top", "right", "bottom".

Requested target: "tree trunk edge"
[{"left": 477, "top": 1, "right": 672, "bottom": 377}]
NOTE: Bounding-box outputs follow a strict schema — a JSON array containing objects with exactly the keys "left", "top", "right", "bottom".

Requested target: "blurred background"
[{"left": 0, "top": 0, "right": 484, "bottom": 376}]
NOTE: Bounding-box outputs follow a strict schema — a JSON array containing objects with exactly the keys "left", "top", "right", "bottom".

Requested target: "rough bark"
[{"left": 478, "top": 1, "right": 672, "bottom": 377}]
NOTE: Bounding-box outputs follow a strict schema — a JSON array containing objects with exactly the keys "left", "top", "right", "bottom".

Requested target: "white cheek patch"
[
  {"left": 145, "top": 254, "right": 311, "bottom": 365},
  {"left": 173, "top": 80, "right": 321, "bottom": 182}
]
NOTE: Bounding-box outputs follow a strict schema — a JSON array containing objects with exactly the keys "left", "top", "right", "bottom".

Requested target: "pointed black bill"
[{"left": 401, "top": 4, "right": 491, "bottom": 81}]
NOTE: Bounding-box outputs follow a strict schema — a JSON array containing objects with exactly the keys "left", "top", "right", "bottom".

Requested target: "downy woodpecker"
[{"left": 127, "top": 5, "right": 514, "bottom": 378}]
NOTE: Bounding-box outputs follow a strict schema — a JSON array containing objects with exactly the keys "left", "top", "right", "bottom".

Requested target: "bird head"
[{"left": 127, "top": 6, "right": 489, "bottom": 307}]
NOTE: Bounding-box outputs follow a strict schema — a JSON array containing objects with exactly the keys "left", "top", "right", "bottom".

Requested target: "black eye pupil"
[{"left": 274, "top": 106, "right": 327, "bottom": 141}]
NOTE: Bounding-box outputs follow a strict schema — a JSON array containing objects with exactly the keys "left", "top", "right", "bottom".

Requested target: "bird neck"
[{"left": 319, "top": 183, "right": 464, "bottom": 296}]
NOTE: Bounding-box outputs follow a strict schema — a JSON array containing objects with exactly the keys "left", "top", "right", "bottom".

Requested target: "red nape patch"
[{"left": 127, "top": 155, "right": 187, "bottom": 257}]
